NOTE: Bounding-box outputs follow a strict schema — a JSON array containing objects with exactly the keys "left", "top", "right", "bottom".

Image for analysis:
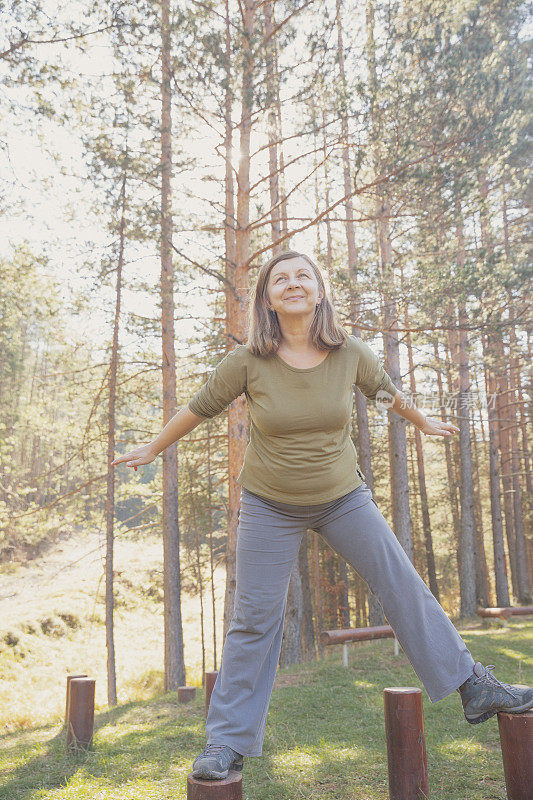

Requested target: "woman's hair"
[{"left": 245, "top": 250, "right": 349, "bottom": 357}]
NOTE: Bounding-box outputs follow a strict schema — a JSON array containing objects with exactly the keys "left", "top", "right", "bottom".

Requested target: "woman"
[{"left": 111, "top": 250, "right": 533, "bottom": 781}]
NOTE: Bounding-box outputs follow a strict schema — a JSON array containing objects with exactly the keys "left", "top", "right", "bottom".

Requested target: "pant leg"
[
  {"left": 310, "top": 483, "right": 475, "bottom": 703},
  {"left": 205, "top": 489, "right": 306, "bottom": 756}
]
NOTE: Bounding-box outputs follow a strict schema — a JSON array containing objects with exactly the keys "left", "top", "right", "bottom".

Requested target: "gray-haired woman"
[{"left": 112, "top": 250, "right": 533, "bottom": 781}]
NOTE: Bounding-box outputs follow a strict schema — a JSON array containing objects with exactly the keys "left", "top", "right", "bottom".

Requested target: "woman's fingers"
[
  {"left": 110, "top": 445, "right": 155, "bottom": 470},
  {"left": 111, "top": 450, "right": 141, "bottom": 467}
]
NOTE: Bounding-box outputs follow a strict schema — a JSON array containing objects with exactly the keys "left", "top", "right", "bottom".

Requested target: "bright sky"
[{"left": 0, "top": 1, "right": 331, "bottom": 363}]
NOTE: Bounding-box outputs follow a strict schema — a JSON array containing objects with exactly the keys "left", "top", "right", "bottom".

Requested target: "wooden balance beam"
[
  {"left": 320, "top": 625, "right": 399, "bottom": 666},
  {"left": 477, "top": 606, "right": 533, "bottom": 627}
]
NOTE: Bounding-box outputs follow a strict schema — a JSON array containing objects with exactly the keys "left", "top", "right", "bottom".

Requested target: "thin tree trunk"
[
  {"left": 433, "top": 339, "right": 461, "bottom": 547},
  {"left": 223, "top": 0, "right": 255, "bottom": 640},
  {"left": 449, "top": 206, "right": 477, "bottom": 617},
  {"left": 185, "top": 455, "right": 206, "bottom": 682},
  {"left": 299, "top": 533, "right": 316, "bottom": 660},
  {"left": 401, "top": 264, "right": 439, "bottom": 599},
  {"left": 481, "top": 329, "right": 510, "bottom": 606},
  {"left": 367, "top": 0, "right": 413, "bottom": 562},
  {"left": 279, "top": 560, "right": 303, "bottom": 667},
  {"left": 206, "top": 420, "right": 218, "bottom": 671},
  {"left": 470, "top": 406, "right": 490, "bottom": 606},
  {"left": 161, "top": 0, "right": 185, "bottom": 689},
  {"left": 104, "top": 171, "right": 127, "bottom": 707},
  {"left": 313, "top": 531, "right": 324, "bottom": 658},
  {"left": 263, "top": 1, "right": 281, "bottom": 252}
]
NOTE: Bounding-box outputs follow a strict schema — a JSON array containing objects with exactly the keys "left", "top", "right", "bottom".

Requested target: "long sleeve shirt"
[{"left": 187, "top": 334, "right": 397, "bottom": 504}]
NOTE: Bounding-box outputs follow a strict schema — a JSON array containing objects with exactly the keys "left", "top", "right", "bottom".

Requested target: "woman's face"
[{"left": 265, "top": 256, "right": 323, "bottom": 318}]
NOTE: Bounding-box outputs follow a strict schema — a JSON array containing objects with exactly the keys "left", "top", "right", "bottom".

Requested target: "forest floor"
[{"left": 1, "top": 528, "right": 532, "bottom": 799}]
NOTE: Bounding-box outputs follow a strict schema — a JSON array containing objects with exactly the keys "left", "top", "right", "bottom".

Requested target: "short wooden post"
[
  {"left": 187, "top": 770, "right": 242, "bottom": 799},
  {"left": 383, "top": 687, "right": 429, "bottom": 800},
  {"left": 393, "top": 637, "right": 399, "bottom": 656},
  {"left": 66, "top": 677, "right": 95, "bottom": 752},
  {"left": 205, "top": 671, "right": 218, "bottom": 715},
  {"left": 178, "top": 686, "right": 196, "bottom": 703},
  {"left": 497, "top": 710, "right": 533, "bottom": 800},
  {"left": 65, "top": 673, "right": 87, "bottom": 726}
]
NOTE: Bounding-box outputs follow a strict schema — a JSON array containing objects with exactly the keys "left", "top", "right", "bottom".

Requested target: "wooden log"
[
  {"left": 178, "top": 686, "right": 196, "bottom": 703},
  {"left": 187, "top": 769, "right": 242, "bottom": 799},
  {"left": 320, "top": 625, "right": 394, "bottom": 646},
  {"left": 205, "top": 671, "right": 218, "bottom": 715},
  {"left": 477, "top": 606, "right": 513, "bottom": 620},
  {"left": 508, "top": 606, "right": 533, "bottom": 617},
  {"left": 65, "top": 673, "right": 87, "bottom": 726},
  {"left": 66, "top": 677, "right": 95, "bottom": 752},
  {"left": 497, "top": 710, "right": 533, "bottom": 800},
  {"left": 383, "top": 687, "right": 429, "bottom": 800}
]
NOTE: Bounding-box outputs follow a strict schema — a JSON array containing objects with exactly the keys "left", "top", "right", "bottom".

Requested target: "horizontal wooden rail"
[
  {"left": 477, "top": 606, "right": 533, "bottom": 627},
  {"left": 320, "top": 625, "right": 395, "bottom": 646}
]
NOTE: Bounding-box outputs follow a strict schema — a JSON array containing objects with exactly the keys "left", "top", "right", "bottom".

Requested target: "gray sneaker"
[
  {"left": 458, "top": 661, "right": 533, "bottom": 724},
  {"left": 191, "top": 743, "right": 244, "bottom": 780}
]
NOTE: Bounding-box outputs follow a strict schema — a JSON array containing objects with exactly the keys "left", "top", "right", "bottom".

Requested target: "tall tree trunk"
[
  {"left": 449, "top": 206, "right": 477, "bottom": 617},
  {"left": 433, "top": 339, "right": 461, "bottom": 550},
  {"left": 479, "top": 171, "right": 529, "bottom": 600},
  {"left": 279, "top": 560, "right": 303, "bottom": 667},
  {"left": 481, "top": 330, "right": 510, "bottom": 606},
  {"left": 322, "top": 106, "right": 333, "bottom": 274},
  {"left": 470, "top": 406, "right": 490, "bottom": 606},
  {"left": 299, "top": 534, "right": 316, "bottom": 660},
  {"left": 224, "top": 0, "right": 255, "bottom": 640},
  {"left": 366, "top": 0, "right": 413, "bottom": 562},
  {"left": 104, "top": 171, "right": 127, "bottom": 707},
  {"left": 206, "top": 420, "right": 218, "bottom": 670},
  {"left": 273, "top": 38, "right": 288, "bottom": 243},
  {"left": 503, "top": 328, "right": 531, "bottom": 602},
  {"left": 263, "top": 1, "right": 281, "bottom": 252},
  {"left": 337, "top": 0, "right": 379, "bottom": 626},
  {"left": 401, "top": 266, "right": 439, "bottom": 600},
  {"left": 313, "top": 531, "right": 324, "bottom": 658},
  {"left": 161, "top": 0, "right": 185, "bottom": 689}
]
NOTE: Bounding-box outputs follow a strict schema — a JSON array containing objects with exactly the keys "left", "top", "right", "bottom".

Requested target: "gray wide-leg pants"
[{"left": 206, "top": 482, "right": 475, "bottom": 757}]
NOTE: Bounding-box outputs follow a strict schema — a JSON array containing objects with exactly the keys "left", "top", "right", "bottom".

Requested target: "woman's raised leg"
[{"left": 310, "top": 483, "right": 475, "bottom": 703}]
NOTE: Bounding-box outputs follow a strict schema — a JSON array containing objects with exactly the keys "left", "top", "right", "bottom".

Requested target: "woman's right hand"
[{"left": 110, "top": 443, "right": 158, "bottom": 471}]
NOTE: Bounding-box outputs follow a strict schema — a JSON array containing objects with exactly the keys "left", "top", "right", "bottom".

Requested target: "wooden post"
[
  {"left": 178, "top": 686, "right": 196, "bottom": 703},
  {"left": 498, "top": 710, "right": 533, "bottom": 800},
  {"left": 66, "top": 677, "right": 95, "bottom": 752},
  {"left": 187, "top": 770, "right": 242, "bottom": 799},
  {"left": 383, "top": 687, "right": 429, "bottom": 800},
  {"left": 65, "top": 674, "right": 87, "bottom": 727},
  {"left": 205, "top": 671, "right": 219, "bottom": 715}
]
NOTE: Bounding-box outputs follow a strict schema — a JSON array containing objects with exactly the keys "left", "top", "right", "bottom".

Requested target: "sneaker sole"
[
  {"left": 465, "top": 697, "right": 533, "bottom": 724},
  {"left": 192, "top": 761, "right": 244, "bottom": 780}
]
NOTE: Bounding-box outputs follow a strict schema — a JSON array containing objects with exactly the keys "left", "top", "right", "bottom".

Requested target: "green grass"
[{"left": 1, "top": 618, "right": 531, "bottom": 799}]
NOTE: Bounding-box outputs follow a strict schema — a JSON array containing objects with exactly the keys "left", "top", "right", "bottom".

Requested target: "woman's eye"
[{"left": 276, "top": 273, "right": 308, "bottom": 282}]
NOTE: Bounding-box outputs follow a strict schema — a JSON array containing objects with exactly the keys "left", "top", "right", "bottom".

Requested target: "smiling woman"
[
  {"left": 245, "top": 249, "right": 345, "bottom": 359},
  {"left": 111, "top": 248, "right": 531, "bottom": 781}
]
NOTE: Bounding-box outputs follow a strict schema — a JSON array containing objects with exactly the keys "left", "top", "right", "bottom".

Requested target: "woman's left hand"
[{"left": 418, "top": 417, "right": 459, "bottom": 437}]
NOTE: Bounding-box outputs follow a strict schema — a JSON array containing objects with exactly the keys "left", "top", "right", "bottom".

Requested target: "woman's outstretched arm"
[
  {"left": 110, "top": 406, "right": 206, "bottom": 470},
  {"left": 389, "top": 390, "right": 459, "bottom": 437}
]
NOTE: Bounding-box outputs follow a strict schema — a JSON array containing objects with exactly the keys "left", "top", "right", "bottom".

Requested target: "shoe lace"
[
  {"left": 202, "top": 744, "right": 232, "bottom": 756},
  {"left": 472, "top": 664, "right": 518, "bottom": 699}
]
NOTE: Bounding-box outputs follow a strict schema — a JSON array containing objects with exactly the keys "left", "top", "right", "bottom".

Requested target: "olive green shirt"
[{"left": 187, "top": 335, "right": 397, "bottom": 504}]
